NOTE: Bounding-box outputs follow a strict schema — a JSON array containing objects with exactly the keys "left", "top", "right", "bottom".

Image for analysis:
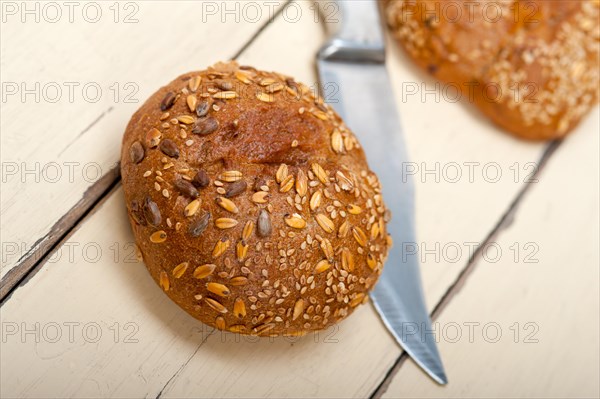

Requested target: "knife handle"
[{"left": 316, "top": 0, "right": 386, "bottom": 63}]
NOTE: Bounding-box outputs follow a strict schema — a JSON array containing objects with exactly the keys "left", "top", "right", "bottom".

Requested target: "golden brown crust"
[
  {"left": 385, "top": 0, "right": 600, "bottom": 140},
  {"left": 121, "top": 61, "right": 390, "bottom": 336}
]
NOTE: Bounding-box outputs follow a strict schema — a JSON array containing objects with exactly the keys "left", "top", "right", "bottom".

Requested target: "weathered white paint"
[
  {"left": 383, "top": 114, "right": 600, "bottom": 398},
  {"left": 0, "top": 0, "right": 288, "bottom": 281},
  {"left": 1, "top": 0, "right": 597, "bottom": 397}
]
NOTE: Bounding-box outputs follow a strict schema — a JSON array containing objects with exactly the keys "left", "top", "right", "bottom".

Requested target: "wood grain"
[
  {"left": 381, "top": 115, "right": 600, "bottom": 398},
  {"left": 0, "top": 0, "right": 288, "bottom": 291}
]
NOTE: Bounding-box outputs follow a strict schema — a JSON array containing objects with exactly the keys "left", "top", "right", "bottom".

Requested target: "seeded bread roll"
[
  {"left": 121, "top": 61, "right": 390, "bottom": 336},
  {"left": 385, "top": 0, "right": 599, "bottom": 140}
]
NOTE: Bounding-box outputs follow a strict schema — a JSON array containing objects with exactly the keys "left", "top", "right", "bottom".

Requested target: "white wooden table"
[{"left": 1, "top": 1, "right": 598, "bottom": 398}]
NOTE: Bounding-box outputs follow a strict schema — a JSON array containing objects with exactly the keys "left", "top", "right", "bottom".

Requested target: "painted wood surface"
[
  {"left": 0, "top": 0, "right": 288, "bottom": 288},
  {"left": 1, "top": 1, "right": 598, "bottom": 398},
  {"left": 382, "top": 115, "right": 600, "bottom": 399}
]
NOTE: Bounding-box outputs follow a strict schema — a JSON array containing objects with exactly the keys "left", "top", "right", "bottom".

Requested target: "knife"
[{"left": 316, "top": 0, "right": 447, "bottom": 385}]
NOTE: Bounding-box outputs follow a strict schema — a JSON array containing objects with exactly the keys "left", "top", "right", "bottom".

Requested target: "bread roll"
[
  {"left": 385, "top": 0, "right": 599, "bottom": 140},
  {"left": 121, "top": 61, "right": 391, "bottom": 336}
]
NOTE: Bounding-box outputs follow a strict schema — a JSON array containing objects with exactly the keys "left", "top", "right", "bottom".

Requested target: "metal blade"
[{"left": 317, "top": 60, "right": 447, "bottom": 385}]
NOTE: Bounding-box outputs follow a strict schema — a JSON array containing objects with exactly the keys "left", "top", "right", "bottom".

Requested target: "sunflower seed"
[
  {"left": 216, "top": 197, "right": 239, "bottom": 213},
  {"left": 336, "top": 171, "right": 354, "bottom": 191},
  {"left": 251, "top": 191, "right": 269, "bottom": 204},
  {"left": 284, "top": 213, "right": 306, "bottom": 229},
  {"left": 159, "top": 271, "right": 170, "bottom": 291},
  {"left": 215, "top": 218, "right": 238, "bottom": 229},
  {"left": 229, "top": 325, "right": 246, "bottom": 333},
  {"left": 159, "top": 139, "right": 179, "bottom": 158},
  {"left": 314, "top": 259, "right": 332, "bottom": 274},
  {"left": 276, "top": 164, "right": 288, "bottom": 183},
  {"left": 230, "top": 276, "right": 248, "bottom": 286},
  {"left": 331, "top": 129, "right": 344, "bottom": 153},
  {"left": 310, "top": 190, "right": 322, "bottom": 211},
  {"left": 192, "top": 116, "right": 219, "bottom": 135},
  {"left": 352, "top": 226, "right": 367, "bottom": 247},
  {"left": 177, "top": 115, "right": 195, "bottom": 125},
  {"left": 236, "top": 240, "right": 248, "bottom": 262},
  {"left": 225, "top": 180, "right": 247, "bottom": 198},
  {"left": 367, "top": 253, "right": 377, "bottom": 270},
  {"left": 221, "top": 170, "right": 242, "bottom": 182},
  {"left": 193, "top": 263, "right": 216, "bottom": 279},
  {"left": 130, "top": 141, "right": 145, "bottom": 164},
  {"left": 235, "top": 70, "right": 252, "bottom": 84},
  {"left": 205, "top": 298, "right": 227, "bottom": 313},
  {"left": 215, "top": 316, "right": 226, "bottom": 330},
  {"left": 184, "top": 95, "right": 197, "bottom": 112},
  {"left": 143, "top": 197, "right": 161, "bottom": 226},
  {"left": 184, "top": 199, "right": 201, "bottom": 217},
  {"left": 242, "top": 221, "right": 254, "bottom": 241},
  {"left": 207, "top": 282, "right": 230, "bottom": 297},
  {"left": 192, "top": 169, "right": 210, "bottom": 188},
  {"left": 172, "top": 262, "right": 189, "bottom": 278},
  {"left": 256, "top": 92, "right": 274, "bottom": 103},
  {"left": 196, "top": 100, "right": 211, "bottom": 117},
  {"left": 212, "top": 91, "right": 237, "bottom": 99},
  {"left": 150, "top": 230, "right": 167, "bottom": 243},
  {"left": 260, "top": 78, "right": 277, "bottom": 86},
  {"left": 145, "top": 128, "right": 161, "bottom": 148},
  {"left": 188, "top": 76, "right": 201, "bottom": 92},
  {"left": 174, "top": 179, "right": 199, "bottom": 198},
  {"left": 311, "top": 110, "right": 328, "bottom": 120},
  {"left": 265, "top": 83, "right": 284, "bottom": 93},
  {"left": 234, "top": 298, "right": 247, "bottom": 318},
  {"left": 212, "top": 238, "right": 230, "bottom": 258},
  {"left": 347, "top": 204, "right": 362, "bottom": 215},
  {"left": 160, "top": 92, "right": 176, "bottom": 111},
  {"left": 370, "top": 222, "right": 380, "bottom": 239},
  {"left": 293, "top": 299, "right": 305, "bottom": 321},
  {"left": 215, "top": 80, "right": 233, "bottom": 90},
  {"left": 311, "top": 163, "right": 328, "bottom": 184},
  {"left": 341, "top": 248, "right": 354, "bottom": 272},
  {"left": 320, "top": 238, "right": 334, "bottom": 260},
  {"left": 338, "top": 220, "right": 350, "bottom": 238},
  {"left": 315, "top": 214, "right": 335, "bottom": 233},
  {"left": 279, "top": 174, "right": 294, "bottom": 193},
  {"left": 350, "top": 293, "right": 365, "bottom": 307},
  {"left": 189, "top": 213, "right": 211, "bottom": 237},
  {"left": 296, "top": 170, "right": 307, "bottom": 196},
  {"left": 257, "top": 210, "right": 272, "bottom": 237},
  {"left": 254, "top": 323, "right": 275, "bottom": 335},
  {"left": 345, "top": 135, "right": 355, "bottom": 151}
]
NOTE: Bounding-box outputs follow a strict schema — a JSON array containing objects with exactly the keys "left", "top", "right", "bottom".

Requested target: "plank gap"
[
  {"left": 155, "top": 328, "right": 217, "bottom": 399},
  {"left": 231, "top": 0, "right": 292, "bottom": 60},
  {"left": 0, "top": 165, "right": 121, "bottom": 302},
  {"left": 368, "top": 139, "right": 562, "bottom": 398}
]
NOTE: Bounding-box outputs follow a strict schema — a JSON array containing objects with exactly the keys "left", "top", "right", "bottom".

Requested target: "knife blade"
[{"left": 316, "top": 0, "right": 447, "bottom": 385}]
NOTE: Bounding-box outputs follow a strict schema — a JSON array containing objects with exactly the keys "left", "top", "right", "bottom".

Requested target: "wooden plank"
[
  {"left": 0, "top": 0, "right": 288, "bottom": 292},
  {"left": 381, "top": 115, "right": 600, "bottom": 398},
  {"left": 0, "top": 187, "right": 214, "bottom": 398}
]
